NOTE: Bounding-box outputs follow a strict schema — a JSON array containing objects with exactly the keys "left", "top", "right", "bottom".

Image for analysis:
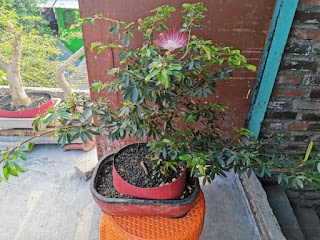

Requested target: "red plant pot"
[
  {"left": 91, "top": 153, "right": 200, "bottom": 217},
  {"left": 0, "top": 93, "right": 55, "bottom": 118},
  {"left": 113, "top": 143, "right": 187, "bottom": 200}
]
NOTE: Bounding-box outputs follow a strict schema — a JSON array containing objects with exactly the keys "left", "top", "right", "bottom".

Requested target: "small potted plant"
[
  {"left": 83, "top": 2, "right": 257, "bottom": 201},
  {"left": 1, "top": 2, "right": 320, "bottom": 218}
]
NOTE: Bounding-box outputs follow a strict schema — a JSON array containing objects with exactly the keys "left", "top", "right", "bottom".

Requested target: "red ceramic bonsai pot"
[
  {"left": 113, "top": 143, "right": 187, "bottom": 200},
  {"left": 0, "top": 93, "right": 55, "bottom": 118},
  {"left": 91, "top": 153, "right": 200, "bottom": 217}
]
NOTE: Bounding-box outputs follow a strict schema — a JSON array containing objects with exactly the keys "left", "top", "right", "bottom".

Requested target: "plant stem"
[
  {"left": 140, "top": 161, "right": 149, "bottom": 176},
  {"left": 0, "top": 129, "right": 55, "bottom": 164}
]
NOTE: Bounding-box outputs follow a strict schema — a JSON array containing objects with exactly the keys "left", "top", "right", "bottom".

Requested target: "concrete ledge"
[
  {"left": 0, "top": 135, "right": 83, "bottom": 151},
  {"left": 240, "top": 173, "right": 286, "bottom": 240},
  {"left": 264, "top": 185, "right": 305, "bottom": 240},
  {"left": 200, "top": 171, "right": 261, "bottom": 240},
  {"left": 0, "top": 86, "right": 90, "bottom": 99}
]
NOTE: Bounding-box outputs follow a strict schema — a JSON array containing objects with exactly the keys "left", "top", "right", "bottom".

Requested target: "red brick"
[
  {"left": 288, "top": 123, "right": 310, "bottom": 131},
  {"left": 301, "top": 0, "right": 320, "bottom": 5},
  {"left": 292, "top": 29, "right": 320, "bottom": 41},
  {"left": 272, "top": 89, "right": 306, "bottom": 97},
  {"left": 276, "top": 75, "right": 302, "bottom": 85}
]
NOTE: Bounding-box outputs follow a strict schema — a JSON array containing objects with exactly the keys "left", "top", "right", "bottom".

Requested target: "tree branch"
[
  {"left": 0, "top": 129, "right": 55, "bottom": 164},
  {"left": 56, "top": 46, "right": 85, "bottom": 98},
  {"left": 0, "top": 53, "right": 10, "bottom": 71}
]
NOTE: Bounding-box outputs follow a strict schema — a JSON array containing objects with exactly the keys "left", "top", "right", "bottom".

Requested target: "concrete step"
[
  {"left": 292, "top": 206, "right": 320, "bottom": 240},
  {"left": 240, "top": 174, "right": 286, "bottom": 240},
  {"left": 264, "top": 185, "right": 305, "bottom": 240},
  {"left": 0, "top": 135, "right": 82, "bottom": 150},
  {"left": 200, "top": 172, "right": 261, "bottom": 240}
]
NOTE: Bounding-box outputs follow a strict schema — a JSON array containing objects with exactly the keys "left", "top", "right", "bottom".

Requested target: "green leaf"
[
  {"left": 182, "top": 3, "right": 192, "bottom": 9},
  {"left": 283, "top": 174, "right": 289, "bottom": 184},
  {"left": 265, "top": 169, "right": 271, "bottom": 177},
  {"left": 84, "top": 131, "right": 93, "bottom": 141},
  {"left": 203, "top": 46, "right": 211, "bottom": 60},
  {"left": 122, "top": 33, "right": 131, "bottom": 47},
  {"left": 226, "top": 156, "right": 235, "bottom": 165},
  {"left": 20, "top": 152, "right": 27, "bottom": 161},
  {"left": 87, "top": 130, "right": 101, "bottom": 136},
  {"left": 317, "top": 162, "right": 320, "bottom": 173},
  {"left": 145, "top": 70, "right": 159, "bottom": 82},
  {"left": 132, "top": 88, "right": 139, "bottom": 103},
  {"left": 90, "top": 42, "right": 100, "bottom": 52},
  {"left": 3, "top": 167, "right": 9, "bottom": 180},
  {"left": 246, "top": 64, "right": 257, "bottom": 72},
  {"left": 162, "top": 138, "right": 171, "bottom": 144},
  {"left": 186, "top": 115, "right": 195, "bottom": 123},
  {"left": 169, "top": 63, "right": 182, "bottom": 70},
  {"left": 159, "top": 22, "right": 168, "bottom": 30},
  {"left": 158, "top": 71, "right": 169, "bottom": 88},
  {"left": 278, "top": 173, "right": 283, "bottom": 184},
  {"left": 137, "top": 106, "right": 142, "bottom": 117},
  {"left": 123, "top": 101, "right": 133, "bottom": 106},
  {"left": 296, "top": 179, "right": 304, "bottom": 189},
  {"left": 28, "top": 142, "right": 35, "bottom": 151},
  {"left": 199, "top": 165, "right": 205, "bottom": 175},
  {"left": 179, "top": 154, "right": 192, "bottom": 161},
  {"left": 108, "top": 68, "right": 119, "bottom": 75},
  {"left": 91, "top": 82, "right": 102, "bottom": 92},
  {"left": 97, "top": 46, "right": 106, "bottom": 54},
  {"left": 109, "top": 24, "right": 118, "bottom": 32},
  {"left": 169, "top": 164, "right": 177, "bottom": 173},
  {"left": 13, "top": 163, "right": 25, "bottom": 173},
  {"left": 190, "top": 166, "right": 195, "bottom": 177},
  {"left": 303, "top": 141, "right": 313, "bottom": 162},
  {"left": 8, "top": 166, "right": 18, "bottom": 177},
  {"left": 80, "top": 132, "right": 87, "bottom": 144}
]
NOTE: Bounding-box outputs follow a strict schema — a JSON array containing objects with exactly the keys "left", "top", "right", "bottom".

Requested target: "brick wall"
[{"left": 260, "top": 0, "right": 320, "bottom": 155}]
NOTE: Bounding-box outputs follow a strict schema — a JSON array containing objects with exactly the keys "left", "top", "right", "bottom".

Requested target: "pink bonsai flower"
[{"left": 155, "top": 30, "right": 188, "bottom": 52}]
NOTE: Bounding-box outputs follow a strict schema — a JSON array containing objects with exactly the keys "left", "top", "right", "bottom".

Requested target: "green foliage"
[
  {"left": 1, "top": 142, "right": 30, "bottom": 181},
  {"left": 1, "top": 0, "right": 54, "bottom": 35},
  {"left": 0, "top": 30, "right": 62, "bottom": 87},
  {"left": 0, "top": 39, "right": 61, "bottom": 87},
  {"left": 0, "top": 69, "right": 8, "bottom": 84},
  {"left": 1, "top": 2, "right": 320, "bottom": 189}
]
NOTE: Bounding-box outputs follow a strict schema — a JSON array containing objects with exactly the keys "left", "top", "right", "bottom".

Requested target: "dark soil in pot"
[
  {"left": 0, "top": 92, "right": 51, "bottom": 111},
  {"left": 96, "top": 160, "right": 195, "bottom": 200},
  {"left": 113, "top": 143, "right": 182, "bottom": 188}
]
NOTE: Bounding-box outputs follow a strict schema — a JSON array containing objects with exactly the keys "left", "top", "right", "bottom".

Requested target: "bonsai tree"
[
  {"left": 0, "top": 0, "right": 85, "bottom": 106},
  {"left": 0, "top": 6, "right": 32, "bottom": 106},
  {"left": 1, "top": 3, "right": 320, "bottom": 189}
]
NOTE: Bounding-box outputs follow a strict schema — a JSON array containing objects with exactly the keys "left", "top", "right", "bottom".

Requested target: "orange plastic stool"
[{"left": 99, "top": 189, "right": 206, "bottom": 240}]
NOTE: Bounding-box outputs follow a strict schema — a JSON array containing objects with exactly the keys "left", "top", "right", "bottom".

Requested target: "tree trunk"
[
  {"left": 56, "top": 46, "right": 85, "bottom": 99},
  {"left": 7, "top": 65, "right": 30, "bottom": 106},
  {"left": 0, "top": 33, "right": 31, "bottom": 106}
]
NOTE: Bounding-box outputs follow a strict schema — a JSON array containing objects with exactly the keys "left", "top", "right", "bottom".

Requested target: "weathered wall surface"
[
  {"left": 260, "top": 0, "right": 320, "bottom": 155},
  {"left": 78, "top": 0, "right": 276, "bottom": 156}
]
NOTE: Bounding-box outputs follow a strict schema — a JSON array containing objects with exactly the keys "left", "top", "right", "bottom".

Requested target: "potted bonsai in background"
[
  {"left": 1, "top": 2, "right": 320, "bottom": 217},
  {"left": 0, "top": 1, "right": 60, "bottom": 128},
  {"left": 0, "top": 1, "right": 86, "bottom": 129}
]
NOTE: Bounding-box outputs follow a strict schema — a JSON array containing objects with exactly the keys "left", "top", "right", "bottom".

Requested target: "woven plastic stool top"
[{"left": 100, "top": 189, "right": 205, "bottom": 240}]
